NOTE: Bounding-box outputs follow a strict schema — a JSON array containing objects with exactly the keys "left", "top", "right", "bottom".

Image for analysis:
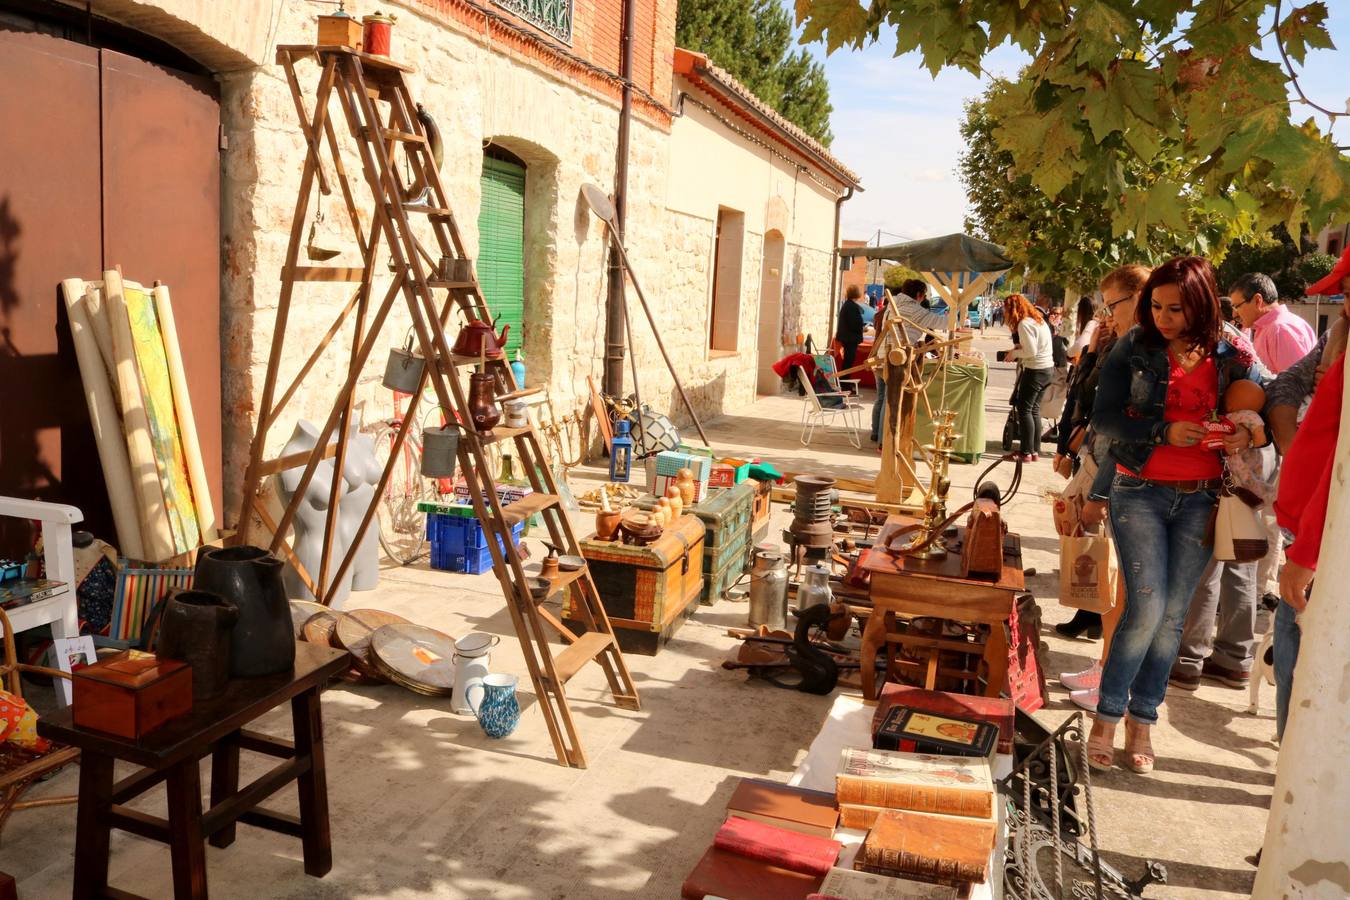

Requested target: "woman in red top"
[{"left": 1085, "top": 257, "right": 1265, "bottom": 773}]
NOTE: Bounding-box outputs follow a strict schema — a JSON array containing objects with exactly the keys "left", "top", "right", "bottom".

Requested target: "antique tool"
[
  {"left": 784, "top": 475, "right": 836, "bottom": 569},
  {"left": 305, "top": 194, "right": 340, "bottom": 261},
  {"left": 960, "top": 495, "right": 1006, "bottom": 578}
]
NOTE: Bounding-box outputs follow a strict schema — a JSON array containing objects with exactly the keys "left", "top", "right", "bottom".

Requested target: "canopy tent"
[{"left": 841, "top": 233, "right": 1014, "bottom": 328}]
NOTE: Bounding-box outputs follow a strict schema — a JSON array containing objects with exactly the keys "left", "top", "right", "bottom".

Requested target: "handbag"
[
  {"left": 1212, "top": 466, "right": 1269, "bottom": 563},
  {"left": 1058, "top": 526, "right": 1118, "bottom": 612}
]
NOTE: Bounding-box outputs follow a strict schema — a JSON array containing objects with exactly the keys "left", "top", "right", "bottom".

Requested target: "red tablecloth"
[{"left": 830, "top": 339, "right": 876, "bottom": 389}]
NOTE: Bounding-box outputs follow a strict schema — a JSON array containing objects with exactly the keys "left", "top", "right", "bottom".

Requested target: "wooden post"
[{"left": 1254, "top": 358, "right": 1350, "bottom": 896}]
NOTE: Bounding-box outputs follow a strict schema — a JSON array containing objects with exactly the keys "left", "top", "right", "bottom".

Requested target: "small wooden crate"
[
  {"left": 72, "top": 650, "right": 192, "bottom": 739},
  {"left": 317, "top": 14, "right": 363, "bottom": 49},
  {"left": 567, "top": 516, "right": 704, "bottom": 655}
]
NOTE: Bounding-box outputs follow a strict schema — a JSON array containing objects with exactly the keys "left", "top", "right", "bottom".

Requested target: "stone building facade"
[{"left": 56, "top": 0, "right": 858, "bottom": 514}]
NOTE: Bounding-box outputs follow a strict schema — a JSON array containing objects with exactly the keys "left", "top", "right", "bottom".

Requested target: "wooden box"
[
  {"left": 567, "top": 515, "right": 704, "bottom": 655},
  {"left": 72, "top": 650, "right": 192, "bottom": 740},
  {"left": 317, "top": 14, "right": 363, "bottom": 49},
  {"left": 636, "top": 482, "right": 753, "bottom": 605},
  {"left": 751, "top": 479, "right": 772, "bottom": 542}
]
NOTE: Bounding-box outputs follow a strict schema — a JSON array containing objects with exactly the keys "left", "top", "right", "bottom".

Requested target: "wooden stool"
[{"left": 879, "top": 612, "right": 989, "bottom": 694}]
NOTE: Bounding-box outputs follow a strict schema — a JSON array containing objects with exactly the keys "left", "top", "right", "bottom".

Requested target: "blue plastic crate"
[{"left": 426, "top": 513, "right": 523, "bottom": 574}]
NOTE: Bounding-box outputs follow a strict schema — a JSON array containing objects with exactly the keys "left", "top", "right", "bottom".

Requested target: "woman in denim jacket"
[{"left": 1083, "top": 257, "right": 1267, "bottom": 773}]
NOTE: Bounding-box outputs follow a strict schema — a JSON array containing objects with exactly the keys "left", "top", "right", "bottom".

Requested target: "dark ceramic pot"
[
  {"left": 194, "top": 545, "right": 295, "bottom": 678},
  {"left": 468, "top": 371, "right": 501, "bottom": 432},
  {"left": 157, "top": 589, "right": 239, "bottom": 699}
]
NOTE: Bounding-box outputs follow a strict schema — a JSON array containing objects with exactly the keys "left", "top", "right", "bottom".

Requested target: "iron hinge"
[{"left": 218, "top": 124, "right": 229, "bottom": 152}]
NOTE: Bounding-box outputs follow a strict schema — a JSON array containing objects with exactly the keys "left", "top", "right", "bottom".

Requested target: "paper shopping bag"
[{"left": 1058, "top": 531, "right": 1118, "bottom": 612}]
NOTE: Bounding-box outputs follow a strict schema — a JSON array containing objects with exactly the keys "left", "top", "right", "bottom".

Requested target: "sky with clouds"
[{"left": 801, "top": 9, "right": 1350, "bottom": 246}]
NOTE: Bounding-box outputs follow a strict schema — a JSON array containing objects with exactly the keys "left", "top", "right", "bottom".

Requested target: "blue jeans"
[
  {"left": 1098, "top": 475, "right": 1217, "bottom": 724},
  {"left": 871, "top": 377, "right": 887, "bottom": 442},
  {"left": 1273, "top": 599, "right": 1301, "bottom": 740}
]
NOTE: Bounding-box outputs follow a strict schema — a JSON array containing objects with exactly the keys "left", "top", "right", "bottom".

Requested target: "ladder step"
[
  {"left": 381, "top": 129, "right": 425, "bottom": 144},
  {"left": 450, "top": 353, "right": 506, "bottom": 368},
  {"left": 478, "top": 425, "right": 532, "bottom": 445},
  {"left": 427, "top": 280, "right": 477, "bottom": 291},
  {"left": 282, "top": 266, "right": 366, "bottom": 282},
  {"left": 502, "top": 493, "right": 558, "bottom": 526},
  {"left": 551, "top": 632, "right": 613, "bottom": 684},
  {"left": 399, "top": 205, "right": 454, "bottom": 218},
  {"left": 496, "top": 387, "right": 544, "bottom": 402}
]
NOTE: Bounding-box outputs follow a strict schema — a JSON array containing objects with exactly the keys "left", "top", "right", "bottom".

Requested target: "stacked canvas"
[{"left": 61, "top": 271, "right": 216, "bottom": 563}]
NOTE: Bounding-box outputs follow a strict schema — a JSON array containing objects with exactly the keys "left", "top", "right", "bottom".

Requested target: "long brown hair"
[
  {"left": 1137, "top": 256, "right": 1222, "bottom": 353},
  {"left": 1003, "top": 293, "right": 1043, "bottom": 332}
]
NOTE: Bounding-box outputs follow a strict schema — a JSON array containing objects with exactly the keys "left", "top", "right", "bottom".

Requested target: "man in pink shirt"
[{"left": 1229, "top": 271, "right": 1317, "bottom": 373}]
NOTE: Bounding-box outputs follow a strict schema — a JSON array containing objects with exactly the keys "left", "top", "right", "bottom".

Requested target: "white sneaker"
[
  {"left": 1070, "top": 687, "right": 1099, "bottom": 711},
  {"left": 1060, "top": 662, "right": 1102, "bottom": 691}
]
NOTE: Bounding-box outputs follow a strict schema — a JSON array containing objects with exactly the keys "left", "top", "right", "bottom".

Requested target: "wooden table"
[
  {"left": 860, "top": 517, "right": 1024, "bottom": 701},
  {"left": 39, "top": 642, "right": 350, "bottom": 900}
]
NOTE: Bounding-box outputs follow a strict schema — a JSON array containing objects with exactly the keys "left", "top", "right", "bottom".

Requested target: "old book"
[
  {"left": 0, "top": 578, "right": 65, "bottom": 609},
  {"left": 714, "top": 816, "right": 841, "bottom": 876},
  {"left": 727, "top": 778, "right": 840, "bottom": 838},
  {"left": 874, "top": 707, "right": 998, "bottom": 759},
  {"left": 854, "top": 809, "right": 994, "bottom": 885},
  {"left": 872, "top": 685, "right": 1014, "bottom": 755},
  {"left": 835, "top": 748, "right": 993, "bottom": 819},
  {"left": 681, "top": 844, "right": 822, "bottom": 900},
  {"left": 816, "top": 866, "right": 959, "bottom": 899}
]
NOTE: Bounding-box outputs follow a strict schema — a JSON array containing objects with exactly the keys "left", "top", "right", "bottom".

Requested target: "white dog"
[{"left": 1249, "top": 629, "right": 1277, "bottom": 714}]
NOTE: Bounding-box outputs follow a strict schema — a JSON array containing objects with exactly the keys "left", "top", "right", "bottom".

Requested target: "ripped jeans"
[{"left": 1098, "top": 474, "right": 1217, "bottom": 725}]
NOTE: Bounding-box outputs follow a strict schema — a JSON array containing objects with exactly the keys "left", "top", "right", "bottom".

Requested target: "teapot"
[{"left": 451, "top": 313, "right": 510, "bottom": 360}]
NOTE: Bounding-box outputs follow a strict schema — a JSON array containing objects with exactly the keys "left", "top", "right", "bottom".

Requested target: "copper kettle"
[{"left": 451, "top": 314, "right": 509, "bottom": 360}]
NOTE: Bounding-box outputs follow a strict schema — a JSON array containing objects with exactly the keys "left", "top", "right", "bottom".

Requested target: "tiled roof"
[{"left": 674, "top": 48, "right": 861, "bottom": 189}]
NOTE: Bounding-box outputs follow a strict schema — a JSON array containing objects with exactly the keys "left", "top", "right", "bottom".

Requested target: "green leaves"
[
  {"left": 1278, "top": 2, "right": 1335, "bottom": 65},
  {"left": 794, "top": 0, "right": 872, "bottom": 53},
  {"left": 794, "top": 0, "right": 1350, "bottom": 247}
]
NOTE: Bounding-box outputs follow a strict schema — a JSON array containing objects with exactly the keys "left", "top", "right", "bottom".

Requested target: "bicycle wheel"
[{"left": 372, "top": 421, "right": 429, "bottom": 565}]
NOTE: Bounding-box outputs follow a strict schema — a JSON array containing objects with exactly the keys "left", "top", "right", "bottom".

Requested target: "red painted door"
[{"left": 0, "top": 29, "right": 221, "bottom": 554}]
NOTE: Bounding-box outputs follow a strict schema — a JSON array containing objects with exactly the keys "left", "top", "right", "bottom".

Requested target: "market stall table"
[
  {"left": 832, "top": 339, "right": 876, "bottom": 389},
  {"left": 38, "top": 642, "right": 349, "bottom": 900},
  {"left": 860, "top": 517, "right": 1024, "bottom": 701}
]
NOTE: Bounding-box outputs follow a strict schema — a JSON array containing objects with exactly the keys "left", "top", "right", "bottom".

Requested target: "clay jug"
[
  {"left": 194, "top": 546, "right": 296, "bottom": 678},
  {"left": 468, "top": 371, "right": 501, "bottom": 432},
  {"left": 157, "top": 589, "right": 239, "bottom": 699}
]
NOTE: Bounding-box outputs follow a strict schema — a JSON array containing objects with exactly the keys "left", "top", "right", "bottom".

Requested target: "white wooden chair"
[
  {"left": 797, "top": 367, "right": 863, "bottom": 448},
  {"left": 0, "top": 498, "right": 82, "bottom": 705}
]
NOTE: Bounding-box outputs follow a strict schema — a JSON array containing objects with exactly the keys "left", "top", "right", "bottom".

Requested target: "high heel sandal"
[
  {"left": 1087, "top": 720, "right": 1116, "bottom": 771},
  {"left": 1124, "top": 717, "right": 1155, "bottom": 774}
]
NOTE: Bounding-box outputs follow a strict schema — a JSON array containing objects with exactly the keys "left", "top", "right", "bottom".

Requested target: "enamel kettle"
[{"left": 450, "top": 313, "right": 509, "bottom": 360}]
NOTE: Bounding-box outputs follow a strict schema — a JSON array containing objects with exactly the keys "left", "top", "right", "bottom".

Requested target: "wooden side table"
[
  {"left": 38, "top": 642, "right": 350, "bottom": 900},
  {"left": 860, "top": 519, "right": 1025, "bottom": 702}
]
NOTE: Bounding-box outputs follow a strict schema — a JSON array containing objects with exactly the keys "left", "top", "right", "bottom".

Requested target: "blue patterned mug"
[{"left": 473, "top": 673, "right": 520, "bottom": 739}]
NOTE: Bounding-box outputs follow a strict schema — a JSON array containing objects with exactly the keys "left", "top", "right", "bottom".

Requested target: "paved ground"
[{"left": 5, "top": 330, "right": 1275, "bottom": 898}]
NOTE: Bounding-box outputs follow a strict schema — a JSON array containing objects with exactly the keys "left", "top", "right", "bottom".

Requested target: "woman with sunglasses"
[{"left": 1084, "top": 257, "right": 1267, "bottom": 773}]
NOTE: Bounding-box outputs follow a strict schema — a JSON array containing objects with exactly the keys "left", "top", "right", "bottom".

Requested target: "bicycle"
[{"left": 364, "top": 387, "right": 456, "bottom": 565}]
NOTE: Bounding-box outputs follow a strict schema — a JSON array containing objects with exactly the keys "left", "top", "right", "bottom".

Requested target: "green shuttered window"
[{"left": 477, "top": 155, "right": 525, "bottom": 355}]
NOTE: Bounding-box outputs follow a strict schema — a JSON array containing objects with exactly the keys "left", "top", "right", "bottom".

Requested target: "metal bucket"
[
  {"left": 748, "top": 550, "right": 788, "bottom": 630},
  {"left": 420, "top": 426, "right": 459, "bottom": 478},
  {"left": 383, "top": 346, "right": 424, "bottom": 394}
]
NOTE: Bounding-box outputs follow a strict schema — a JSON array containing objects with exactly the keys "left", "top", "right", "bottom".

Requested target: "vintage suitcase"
[
  {"left": 72, "top": 650, "right": 192, "bottom": 740},
  {"left": 636, "top": 482, "right": 753, "bottom": 605},
  {"left": 567, "top": 515, "right": 705, "bottom": 654}
]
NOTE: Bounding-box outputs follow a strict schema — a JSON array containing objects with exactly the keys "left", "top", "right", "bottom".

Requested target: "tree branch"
[{"left": 1272, "top": 0, "right": 1345, "bottom": 123}]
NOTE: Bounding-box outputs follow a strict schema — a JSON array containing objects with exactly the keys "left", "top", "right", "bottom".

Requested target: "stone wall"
[{"left": 79, "top": 0, "right": 849, "bottom": 520}]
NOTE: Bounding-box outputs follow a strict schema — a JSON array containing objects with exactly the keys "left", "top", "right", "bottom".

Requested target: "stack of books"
[
  {"left": 682, "top": 780, "right": 842, "bottom": 899},
  {"left": 836, "top": 747, "right": 996, "bottom": 892}
]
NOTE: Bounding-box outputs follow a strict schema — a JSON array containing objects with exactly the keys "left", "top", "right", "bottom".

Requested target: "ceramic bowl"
[{"left": 557, "top": 555, "right": 586, "bottom": 571}]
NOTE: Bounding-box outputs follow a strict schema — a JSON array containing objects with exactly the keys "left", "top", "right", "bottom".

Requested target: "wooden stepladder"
[{"left": 235, "top": 44, "right": 639, "bottom": 767}]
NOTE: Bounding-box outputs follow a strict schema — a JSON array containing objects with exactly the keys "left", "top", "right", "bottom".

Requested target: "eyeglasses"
[
  {"left": 1232, "top": 297, "right": 1255, "bottom": 310},
  {"left": 1104, "top": 294, "right": 1134, "bottom": 312}
]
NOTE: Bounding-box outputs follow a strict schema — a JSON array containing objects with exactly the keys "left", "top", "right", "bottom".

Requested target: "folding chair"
[{"left": 797, "top": 367, "right": 863, "bottom": 448}]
